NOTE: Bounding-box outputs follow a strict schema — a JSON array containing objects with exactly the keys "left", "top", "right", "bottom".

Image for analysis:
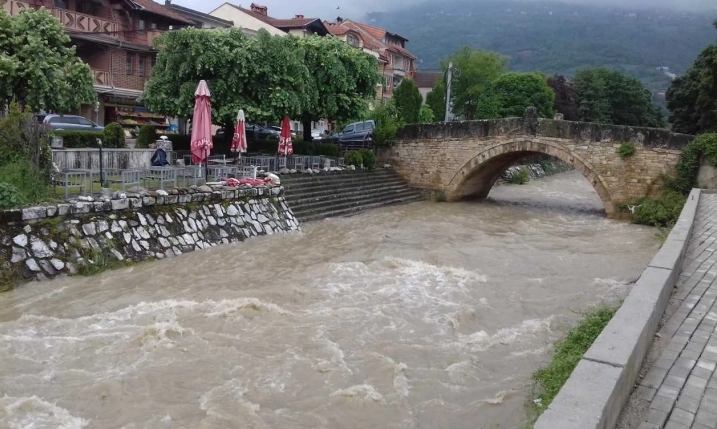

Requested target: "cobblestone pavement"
[{"left": 639, "top": 194, "right": 717, "bottom": 429}]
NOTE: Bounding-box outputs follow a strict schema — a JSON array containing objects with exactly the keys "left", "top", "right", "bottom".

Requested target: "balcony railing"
[
  {"left": 2, "top": 0, "right": 30, "bottom": 16},
  {"left": 51, "top": 8, "right": 120, "bottom": 37},
  {"left": 91, "top": 69, "right": 110, "bottom": 86}
]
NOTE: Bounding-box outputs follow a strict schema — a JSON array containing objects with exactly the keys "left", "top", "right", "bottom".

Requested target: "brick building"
[{"left": 2, "top": 0, "right": 192, "bottom": 135}]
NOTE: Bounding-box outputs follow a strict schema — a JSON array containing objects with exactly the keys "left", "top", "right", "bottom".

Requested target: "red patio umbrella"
[
  {"left": 190, "top": 80, "right": 212, "bottom": 177},
  {"left": 277, "top": 116, "right": 293, "bottom": 157},
  {"left": 231, "top": 109, "right": 247, "bottom": 164}
]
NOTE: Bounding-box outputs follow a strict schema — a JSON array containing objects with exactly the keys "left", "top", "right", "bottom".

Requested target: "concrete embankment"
[{"left": 534, "top": 189, "right": 701, "bottom": 429}]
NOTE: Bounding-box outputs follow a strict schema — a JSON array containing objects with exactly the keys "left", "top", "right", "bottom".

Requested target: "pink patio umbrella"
[
  {"left": 190, "top": 80, "right": 212, "bottom": 178},
  {"left": 277, "top": 116, "right": 293, "bottom": 157},
  {"left": 231, "top": 109, "right": 247, "bottom": 164}
]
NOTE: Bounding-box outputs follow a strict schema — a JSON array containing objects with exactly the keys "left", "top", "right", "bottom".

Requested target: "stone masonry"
[
  {"left": 637, "top": 193, "right": 717, "bottom": 429},
  {"left": 0, "top": 188, "right": 299, "bottom": 285},
  {"left": 384, "top": 108, "right": 693, "bottom": 216}
]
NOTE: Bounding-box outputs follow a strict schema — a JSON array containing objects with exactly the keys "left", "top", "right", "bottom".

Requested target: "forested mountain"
[{"left": 366, "top": 1, "right": 717, "bottom": 95}]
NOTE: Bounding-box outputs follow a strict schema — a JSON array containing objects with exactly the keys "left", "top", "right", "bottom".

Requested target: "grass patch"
[
  {"left": 617, "top": 142, "right": 636, "bottom": 159},
  {"left": 631, "top": 190, "right": 686, "bottom": 227},
  {"left": 524, "top": 305, "right": 617, "bottom": 427},
  {"left": 510, "top": 169, "right": 530, "bottom": 185}
]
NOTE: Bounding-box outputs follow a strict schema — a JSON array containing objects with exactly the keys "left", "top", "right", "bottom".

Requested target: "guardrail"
[{"left": 52, "top": 148, "right": 160, "bottom": 171}]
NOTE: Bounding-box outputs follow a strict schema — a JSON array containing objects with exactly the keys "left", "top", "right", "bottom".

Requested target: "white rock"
[
  {"left": 139, "top": 228, "right": 150, "bottom": 240},
  {"left": 25, "top": 259, "right": 41, "bottom": 272},
  {"left": 97, "top": 220, "right": 109, "bottom": 233},
  {"left": 30, "top": 238, "right": 53, "bottom": 258},
  {"left": 50, "top": 258, "right": 65, "bottom": 271},
  {"left": 111, "top": 221, "right": 122, "bottom": 233},
  {"left": 137, "top": 213, "right": 147, "bottom": 226},
  {"left": 156, "top": 189, "right": 169, "bottom": 196},
  {"left": 78, "top": 195, "right": 94, "bottom": 202},
  {"left": 13, "top": 234, "right": 28, "bottom": 247},
  {"left": 82, "top": 223, "right": 96, "bottom": 236},
  {"left": 131, "top": 240, "right": 141, "bottom": 252},
  {"left": 11, "top": 247, "right": 26, "bottom": 263}
]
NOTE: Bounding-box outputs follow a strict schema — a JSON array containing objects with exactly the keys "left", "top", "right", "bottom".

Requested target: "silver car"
[{"left": 38, "top": 114, "right": 104, "bottom": 132}]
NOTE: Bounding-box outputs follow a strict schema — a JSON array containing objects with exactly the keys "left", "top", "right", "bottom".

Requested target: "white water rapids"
[{"left": 0, "top": 171, "right": 660, "bottom": 429}]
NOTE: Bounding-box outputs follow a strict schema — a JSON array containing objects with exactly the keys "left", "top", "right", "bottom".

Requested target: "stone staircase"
[{"left": 281, "top": 169, "right": 424, "bottom": 223}]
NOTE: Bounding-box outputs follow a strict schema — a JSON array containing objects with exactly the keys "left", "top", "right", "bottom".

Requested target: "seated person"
[{"left": 150, "top": 147, "right": 169, "bottom": 167}]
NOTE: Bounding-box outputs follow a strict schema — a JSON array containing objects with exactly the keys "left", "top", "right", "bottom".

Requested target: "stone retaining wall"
[{"left": 0, "top": 187, "right": 299, "bottom": 287}]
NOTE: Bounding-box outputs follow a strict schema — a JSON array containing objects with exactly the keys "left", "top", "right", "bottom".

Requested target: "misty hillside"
[{"left": 366, "top": 0, "right": 717, "bottom": 93}]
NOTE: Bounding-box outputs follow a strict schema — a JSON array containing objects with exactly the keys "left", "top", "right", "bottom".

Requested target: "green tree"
[
  {"left": 370, "top": 100, "right": 403, "bottom": 146},
  {"left": 144, "top": 28, "right": 310, "bottom": 147},
  {"left": 392, "top": 79, "right": 423, "bottom": 124},
  {"left": 666, "top": 22, "right": 717, "bottom": 135},
  {"left": 484, "top": 72, "right": 555, "bottom": 118},
  {"left": 443, "top": 47, "right": 508, "bottom": 120},
  {"left": 574, "top": 68, "right": 664, "bottom": 127},
  {"left": 425, "top": 80, "right": 446, "bottom": 122},
  {"left": 0, "top": 8, "right": 95, "bottom": 112},
  {"left": 296, "top": 36, "right": 381, "bottom": 141},
  {"left": 419, "top": 104, "right": 435, "bottom": 123}
]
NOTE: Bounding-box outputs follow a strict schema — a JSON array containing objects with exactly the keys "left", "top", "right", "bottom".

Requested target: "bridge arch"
[{"left": 445, "top": 139, "right": 615, "bottom": 216}]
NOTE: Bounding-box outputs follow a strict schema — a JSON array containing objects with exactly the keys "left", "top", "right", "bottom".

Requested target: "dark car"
[
  {"left": 246, "top": 124, "right": 279, "bottom": 139},
  {"left": 330, "top": 120, "right": 375, "bottom": 142},
  {"left": 38, "top": 114, "right": 104, "bottom": 132}
]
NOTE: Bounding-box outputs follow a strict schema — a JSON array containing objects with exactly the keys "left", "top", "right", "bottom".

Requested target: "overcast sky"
[{"left": 180, "top": 0, "right": 716, "bottom": 22}]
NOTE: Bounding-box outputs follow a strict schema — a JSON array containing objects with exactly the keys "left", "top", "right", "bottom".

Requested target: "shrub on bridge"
[{"left": 617, "top": 142, "right": 636, "bottom": 159}]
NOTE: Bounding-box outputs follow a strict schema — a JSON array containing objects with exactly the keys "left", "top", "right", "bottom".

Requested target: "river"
[{"left": 0, "top": 171, "right": 660, "bottom": 429}]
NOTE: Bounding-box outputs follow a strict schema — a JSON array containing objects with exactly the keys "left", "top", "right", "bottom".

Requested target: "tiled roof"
[
  {"left": 414, "top": 71, "right": 443, "bottom": 88},
  {"left": 353, "top": 22, "right": 386, "bottom": 41},
  {"left": 232, "top": 4, "right": 323, "bottom": 32},
  {"left": 388, "top": 44, "right": 417, "bottom": 60},
  {"left": 324, "top": 22, "right": 349, "bottom": 36},
  {"left": 325, "top": 19, "right": 416, "bottom": 61},
  {"left": 131, "top": 0, "right": 193, "bottom": 24}
]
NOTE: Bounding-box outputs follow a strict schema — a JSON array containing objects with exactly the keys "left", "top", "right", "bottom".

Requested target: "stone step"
[
  {"left": 296, "top": 195, "right": 424, "bottom": 223},
  {"left": 281, "top": 172, "right": 399, "bottom": 190},
  {"left": 286, "top": 183, "right": 413, "bottom": 207},
  {"left": 288, "top": 186, "right": 421, "bottom": 212},
  {"left": 280, "top": 169, "right": 394, "bottom": 183},
  {"left": 291, "top": 190, "right": 422, "bottom": 219},
  {"left": 283, "top": 179, "right": 408, "bottom": 199}
]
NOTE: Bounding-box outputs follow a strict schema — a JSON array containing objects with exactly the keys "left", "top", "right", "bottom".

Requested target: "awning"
[{"left": 94, "top": 85, "right": 144, "bottom": 100}]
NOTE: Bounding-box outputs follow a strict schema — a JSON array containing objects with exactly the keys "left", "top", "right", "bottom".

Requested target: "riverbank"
[{"left": 0, "top": 171, "right": 659, "bottom": 429}]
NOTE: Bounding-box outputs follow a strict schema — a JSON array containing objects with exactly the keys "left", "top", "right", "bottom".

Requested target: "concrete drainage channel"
[
  {"left": 534, "top": 189, "right": 701, "bottom": 429},
  {"left": 280, "top": 169, "right": 424, "bottom": 223}
]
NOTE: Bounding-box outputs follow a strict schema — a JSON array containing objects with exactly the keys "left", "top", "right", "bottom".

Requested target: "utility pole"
[{"left": 444, "top": 61, "right": 453, "bottom": 122}]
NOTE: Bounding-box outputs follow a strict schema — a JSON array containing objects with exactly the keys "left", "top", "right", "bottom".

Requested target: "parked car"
[
  {"left": 311, "top": 128, "right": 328, "bottom": 140},
  {"left": 330, "top": 120, "right": 375, "bottom": 142},
  {"left": 246, "top": 124, "right": 278, "bottom": 139},
  {"left": 269, "top": 125, "right": 296, "bottom": 137},
  {"left": 38, "top": 114, "right": 104, "bottom": 132}
]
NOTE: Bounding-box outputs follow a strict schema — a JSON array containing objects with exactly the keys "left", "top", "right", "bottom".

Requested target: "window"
[
  {"left": 138, "top": 56, "right": 145, "bottom": 77},
  {"left": 150, "top": 22, "right": 157, "bottom": 30},
  {"left": 347, "top": 33, "right": 359, "bottom": 47},
  {"left": 126, "top": 54, "right": 133, "bottom": 75},
  {"left": 354, "top": 123, "right": 365, "bottom": 132},
  {"left": 394, "top": 55, "right": 404, "bottom": 71},
  {"left": 54, "top": 0, "right": 67, "bottom": 8},
  {"left": 342, "top": 125, "right": 354, "bottom": 133},
  {"left": 138, "top": 19, "right": 145, "bottom": 31},
  {"left": 77, "top": 117, "right": 93, "bottom": 126}
]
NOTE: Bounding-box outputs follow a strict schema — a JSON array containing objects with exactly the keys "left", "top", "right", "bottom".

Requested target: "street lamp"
[{"left": 93, "top": 100, "right": 100, "bottom": 124}]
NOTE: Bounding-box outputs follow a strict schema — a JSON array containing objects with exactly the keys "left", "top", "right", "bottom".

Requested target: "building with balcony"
[
  {"left": 2, "top": 0, "right": 192, "bottom": 134},
  {"left": 324, "top": 18, "right": 416, "bottom": 100}
]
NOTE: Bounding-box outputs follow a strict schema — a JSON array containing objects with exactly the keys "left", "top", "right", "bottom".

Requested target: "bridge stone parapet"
[{"left": 386, "top": 108, "right": 694, "bottom": 216}]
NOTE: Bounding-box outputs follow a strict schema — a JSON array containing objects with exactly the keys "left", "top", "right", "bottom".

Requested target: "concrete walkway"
[{"left": 639, "top": 193, "right": 717, "bottom": 429}]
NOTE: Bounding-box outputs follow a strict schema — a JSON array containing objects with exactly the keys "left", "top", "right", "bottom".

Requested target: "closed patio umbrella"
[
  {"left": 190, "top": 80, "right": 212, "bottom": 179},
  {"left": 277, "top": 116, "right": 293, "bottom": 157},
  {"left": 231, "top": 109, "right": 247, "bottom": 165}
]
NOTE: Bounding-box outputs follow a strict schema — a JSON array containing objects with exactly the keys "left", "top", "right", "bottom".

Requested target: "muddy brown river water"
[{"left": 0, "top": 171, "right": 660, "bottom": 429}]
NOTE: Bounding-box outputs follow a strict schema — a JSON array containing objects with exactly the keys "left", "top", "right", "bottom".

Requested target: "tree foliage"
[
  {"left": 443, "top": 47, "right": 508, "bottom": 120},
  {"left": 425, "top": 81, "right": 446, "bottom": 122},
  {"left": 144, "top": 28, "right": 381, "bottom": 144},
  {"left": 547, "top": 75, "right": 580, "bottom": 121},
  {"left": 574, "top": 68, "right": 664, "bottom": 127},
  {"left": 370, "top": 100, "right": 403, "bottom": 146},
  {"left": 482, "top": 72, "right": 555, "bottom": 119},
  {"left": 393, "top": 78, "right": 423, "bottom": 124},
  {"left": 666, "top": 22, "right": 717, "bottom": 135},
  {"left": 0, "top": 8, "right": 95, "bottom": 112},
  {"left": 419, "top": 104, "right": 435, "bottom": 123}
]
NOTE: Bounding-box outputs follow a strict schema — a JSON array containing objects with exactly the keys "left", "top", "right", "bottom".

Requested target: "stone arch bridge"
[{"left": 383, "top": 109, "right": 694, "bottom": 217}]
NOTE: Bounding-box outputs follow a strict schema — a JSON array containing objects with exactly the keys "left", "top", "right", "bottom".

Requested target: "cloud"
[{"left": 176, "top": 0, "right": 717, "bottom": 22}]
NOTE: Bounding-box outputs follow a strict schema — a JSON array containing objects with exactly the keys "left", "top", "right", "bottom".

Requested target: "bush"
[
  {"left": 0, "top": 160, "right": 50, "bottom": 206},
  {"left": 0, "top": 182, "right": 25, "bottom": 209},
  {"left": 136, "top": 125, "right": 156, "bottom": 148},
  {"left": 510, "top": 169, "right": 530, "bottom": 184},
  {"left": 344, "top": 151, "right": 363, "bottom": 167},
  {"left": 102, "top": 122, "right": 126, "bottom": 148},
  {"left": 370, "top": 101, "right": 404, "bottom": 146},
  {"left": 359, "top": 149, "right": 376, "bottom": 170},
  {"left": 632, "top": 190, "right": 687, "bottom": 227},
  {"left": 53, "top": 130, "right": 104, "bottom": 148},
  {"left": 419, "top": 104, "right": 435, "bottom": 123},
  {"left": 617, "top": 142, "right": 636, "bottom": 159},
  {"left": 667, "top": 133, "right": 717, "bottom": 195},
  {"left": 393, "top": 79, "right": 423, "bottom": 124}
]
